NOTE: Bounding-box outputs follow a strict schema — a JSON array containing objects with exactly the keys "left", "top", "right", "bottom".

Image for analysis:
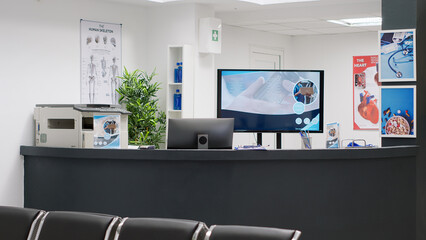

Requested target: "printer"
[{"left": 34, "top": 104, "right": 130, "bottom": 149}]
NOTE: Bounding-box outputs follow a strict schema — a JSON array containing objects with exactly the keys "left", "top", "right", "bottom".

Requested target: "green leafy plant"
[{"left": 117, "top": 67, "right": 166, "bottom": 148}]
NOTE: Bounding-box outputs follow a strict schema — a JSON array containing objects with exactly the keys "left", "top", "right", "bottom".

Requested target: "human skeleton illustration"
[
  {"left": 110, "top": 57, "right": 120, "bottom": 104},
  {"left": 101, "top": 57, "right": 107, "bottom": 78},
  {"left": 87, "top": 55, "right": 97, "bottom": 103}
]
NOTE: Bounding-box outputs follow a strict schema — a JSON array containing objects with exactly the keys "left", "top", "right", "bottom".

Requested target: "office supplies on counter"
[
  {"left": 300, "top": 131, "right": 311, "bottom": 149},
  {"left": 234, "top": 145, "right": 267, "bottom": 151},
  {"left": 34, "top": 104, "right": 130, "bottom": 149},
  {"left": 326, "top": 122, "right": 340, "bottom": 148},
  {"left": 138, "top": 145, "right": 156, "bottom": 150},
  {"left": 341, "top": 139, "right": 376, "bottom": 148}
]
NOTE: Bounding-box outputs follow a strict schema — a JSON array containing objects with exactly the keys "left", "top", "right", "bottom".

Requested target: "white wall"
[
  {"left": 216, "top": 25, "right": 293, "bottom": 69},
  {"left": 144, "top": 4, "right": 197, "bottom": 112},
  {"left": 215, "top": 25, "right": 295, "bottom": 148},
  {"left": 286, "top": 32, "right": 380, "bottom": 149},
  {"left": 215, "top": 26, "right": 379, "bottom": 149},
  {"left": 0, "top": 0, "right": 148, "bottom": 206},
  {"left": 193, "top": 5, "right": 216, "bottom": 118},
  {"left": 144, "top": 4, "right": 217, "bottom": 118}
]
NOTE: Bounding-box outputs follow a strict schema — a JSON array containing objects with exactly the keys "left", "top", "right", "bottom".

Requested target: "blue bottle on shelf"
[
  {"left": 174, "top": 89, "right": 182, "bottom": 110},
  {"left": 177, "top": 62, "right": 183, "bottom": 83},
  {"left": 174, "top": 62, "right": 179, "bottom": 83}
]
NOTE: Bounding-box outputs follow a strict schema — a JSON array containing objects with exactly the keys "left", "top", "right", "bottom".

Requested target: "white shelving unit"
[{"left": 167, "top": 45, "right": 194, "bottom": 119}]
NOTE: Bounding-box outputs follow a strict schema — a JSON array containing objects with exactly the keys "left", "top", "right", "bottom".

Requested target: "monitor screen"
[
  {"left": 218, "top": 69, "right": 324, "bottom": 133},
  {"left": 167, "top": 118, "right": 234, "bottom": 149}
]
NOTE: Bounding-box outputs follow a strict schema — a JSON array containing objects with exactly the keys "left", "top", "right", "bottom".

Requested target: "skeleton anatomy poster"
[{"left": 80, "top": 20, "right": 122, "bottom": 105}]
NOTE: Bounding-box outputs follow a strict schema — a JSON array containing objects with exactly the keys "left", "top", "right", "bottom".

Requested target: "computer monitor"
[
  {"left": 167, "top": 118, "right": 234, "bottom": 149},
  {"left": 218, "top": 69, "right": 324, "bottom": 133}
]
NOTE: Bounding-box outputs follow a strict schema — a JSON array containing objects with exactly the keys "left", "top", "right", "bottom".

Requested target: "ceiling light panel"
[
  {"left": 282, "top": 20, "right": 341, "bottom": 29},
  {"left": 313, "top": 27, "right": 368, "bottom": 34},
  {"left": 327, "top": 17, "right": 382, "bottom": 27},
  {"left": 239, "top": 0, "right": 319, "bottom": 5}
]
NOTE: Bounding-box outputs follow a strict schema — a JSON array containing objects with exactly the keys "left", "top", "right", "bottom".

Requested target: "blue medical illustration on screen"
[{"left": 218, "top": 70, "right": 323, "bottom": 132}]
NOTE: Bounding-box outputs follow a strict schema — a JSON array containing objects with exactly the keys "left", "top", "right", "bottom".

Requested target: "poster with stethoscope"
[
  {"left": 80, "top": 19, "right": 122, "bottom": 105},
  {"left": 353, "top": 55, "right": 380, "bottom": 130},
  {"left": 378, "top": 29, "right": 416, "bottom": 82},
  {"left": 93, "top": 115, "right": 121, "bottom": 148}
]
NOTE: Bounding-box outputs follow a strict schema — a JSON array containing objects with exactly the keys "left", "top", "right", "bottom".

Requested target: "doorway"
[{"left": 250, "top": 46, "right": 284, "bottom": 69}]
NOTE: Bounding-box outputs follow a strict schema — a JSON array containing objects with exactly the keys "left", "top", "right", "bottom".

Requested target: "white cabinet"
[{"left": 167, "top": 45, "right": 194, "bottom": 119}]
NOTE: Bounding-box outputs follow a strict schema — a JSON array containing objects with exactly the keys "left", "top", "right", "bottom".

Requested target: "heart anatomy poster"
[{"left": 353, "top": 55, "right": 381, "bottom": 130}]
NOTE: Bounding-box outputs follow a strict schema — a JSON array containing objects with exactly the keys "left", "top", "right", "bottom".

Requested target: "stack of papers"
[{"left": 234, "top": 145, "right": 267, "bottom": 151}]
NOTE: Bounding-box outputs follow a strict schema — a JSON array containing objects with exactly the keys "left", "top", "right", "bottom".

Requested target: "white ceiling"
[{"left": 105, "top": 0, "right": 381, "bottom": 36}]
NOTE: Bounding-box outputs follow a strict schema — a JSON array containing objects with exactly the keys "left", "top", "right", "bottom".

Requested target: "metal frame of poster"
[
  {"left": 353, "top": 55, "right": 380, "bottom": 130},
  {"left": 378, "top": 29, "right": 416, "bottom": 82},
  {"left": 380, "top": 86, "right": 416, "bottom": 138},
  {"left": 80, "top": 19, "right": 122, "bottom": 105}
]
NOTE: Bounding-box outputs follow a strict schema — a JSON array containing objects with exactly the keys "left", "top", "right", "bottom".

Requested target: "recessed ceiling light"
[
  {"left": 327, "top": 17, "right": 382, "bottom": 27},
  {"left": 148, "top": 0, "right": 181, "bottom": 3},
  {"left": 239, "top": 0, "right": 319, "bottom": 5}
]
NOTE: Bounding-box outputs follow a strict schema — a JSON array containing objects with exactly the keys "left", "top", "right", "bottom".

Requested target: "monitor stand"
[
  {"left": 276, "top": 133, "right": 282, "bottom": 149},
  {"left": 256, "top": 133, "right": 282, "bottom": 149},
  {"left": 198, "top": 134, "right": 208, "bottom": 149},
  {"left": 257, "top": 133, "right": 262, "bottom": 146}
]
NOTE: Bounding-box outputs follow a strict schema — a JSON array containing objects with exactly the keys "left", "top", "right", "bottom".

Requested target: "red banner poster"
[{"left": 353, "top": 55, "right": 380, "bottom": 130}]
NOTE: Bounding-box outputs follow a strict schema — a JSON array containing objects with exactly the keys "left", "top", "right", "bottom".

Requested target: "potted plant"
[{"left": 117, "top": 67, "right": 166, "bottom": 149}]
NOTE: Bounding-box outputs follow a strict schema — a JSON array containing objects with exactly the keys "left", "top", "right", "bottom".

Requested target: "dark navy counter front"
[{"left": 21, "top": 146, "right": 418, "bottom": 240}]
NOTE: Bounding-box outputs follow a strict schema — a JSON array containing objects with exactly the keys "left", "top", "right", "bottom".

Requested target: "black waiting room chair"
[
  {"left": 0, "top": 206, "right": 46, "bottom": 240},
  {"left": 33, "top": 211, "right": 120, "bottom": 240},
  {"left": 205, "top": 225, "right": 302, "bottom": 240},
  {"left": 113, "top": 217, "right": 208, "bottom": 240}
]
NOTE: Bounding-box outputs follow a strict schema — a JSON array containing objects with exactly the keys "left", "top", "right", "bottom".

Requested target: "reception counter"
[{"left": 21, "top": 146, "right": 417, "bottom": 240}]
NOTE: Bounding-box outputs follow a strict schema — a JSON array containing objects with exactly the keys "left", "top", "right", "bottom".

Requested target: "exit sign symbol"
[{"left": 212, "top": 30, "right": 219, "bottom": 42}]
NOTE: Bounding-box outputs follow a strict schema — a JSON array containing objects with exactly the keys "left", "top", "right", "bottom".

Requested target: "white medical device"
[{"left": 34, "top": 104, "right": 130, "bottom": 149}]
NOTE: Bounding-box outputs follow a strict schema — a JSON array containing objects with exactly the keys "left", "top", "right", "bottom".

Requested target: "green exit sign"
[{"left": 212, "top": 30, "right": 219, "bottom": 42}]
